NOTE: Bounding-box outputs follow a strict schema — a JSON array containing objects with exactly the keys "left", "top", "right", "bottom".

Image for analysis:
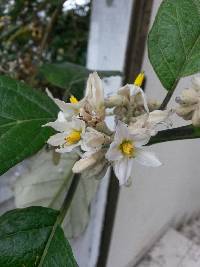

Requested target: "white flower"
[
  {"left": 46, "top": 118, "right": 86, "bottom": 153},
  {"left": 118, "top": 72, "right": 149, "bottom": 112},
  {"left": 129, "top": 109, "right": 173, "bottom": 138},
  {"left": 81, "top": 127, "right": 108, "bottom": 154},
  {"left": 72, "top": 128, "right": 110, "bottom": 174},
  {"left": 111, "top": 73, "right": 149, "bottom": 122},
  {"left": 105, "top": 121, "right": 161, "bottom": 186},
  {"left": 80, "top": 72, "right": 105, "bottom": 125},
  {"left": 176, "top": 76, "right": 200, "bottom": 126},
  {"left": 85, "top": 72, "right": 104, "bottom": 113},
  {"left": 46, "top": 89, "right": 83, "bottom": 120}
]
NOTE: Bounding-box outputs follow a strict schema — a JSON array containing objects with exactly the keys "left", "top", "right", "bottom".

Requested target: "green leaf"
[
  {"left": 0, "top": 206, "right": 78, "bottom": 267},
  {"left": 0, "top": 75, "right": 58, "bottom": 175},
  {"left": 40, "top": 62, "right": 122, "bottom": 99},
  {"left": 148, "top": 0, "right": 200, "bottom": 91},
  {"left": 14, "top": 149, "right": 99, "bottom": 239}
]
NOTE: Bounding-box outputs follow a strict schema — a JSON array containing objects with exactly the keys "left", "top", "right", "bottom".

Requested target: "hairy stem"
[
  {"left": 159, "top": 80, "right": 179, "bottom": 110},
  {"left": 147, "top": 125, "right": 200, "bottom": 146}
]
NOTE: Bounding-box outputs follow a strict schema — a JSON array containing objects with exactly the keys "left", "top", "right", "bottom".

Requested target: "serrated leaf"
[
  {"left": 40, "top": 62, "right": 122, "bottom": 99},
  {"left": 148, "top": 0, "right": 200, "bottom": 91},
  {"left": 0, "top": 75, "right": 58, "bottom": 175},
  {"left": 0, "top": 206, "right": 78, "bottom": 267},
  {"left": 14, "top": 149, "right": 99, "bottom": 239}
]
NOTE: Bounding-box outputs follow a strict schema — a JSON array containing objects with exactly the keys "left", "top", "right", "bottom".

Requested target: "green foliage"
[
  {"left": 0, "top": 75, "right": 58, "bottom": 175},
  {"left": 148, "top": 0, "right": 200, "bottom": 91},
  {"left": 0, "top": 206, "right": 77, "bottom": 267},
  {"left": 40, "top": 62, "right": 122, "bottom": 99},
  {"left": 0, "top": 1, "right": 91, "bottom": 83}
]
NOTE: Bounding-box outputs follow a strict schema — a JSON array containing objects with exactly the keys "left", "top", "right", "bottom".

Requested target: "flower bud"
[
  {"left": 105, "top": 95, "right": 127, "bottom": 108},
  {"left": 176, "top": 78, "right": 200, "bottom": 126},
  {"left": 72, "top": 150, "right": 105, "bottom": 173}
]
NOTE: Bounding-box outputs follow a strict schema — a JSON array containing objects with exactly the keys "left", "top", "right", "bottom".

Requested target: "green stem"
[
  {"left": 58, "top": 173, "right": 80, "bottom": 224},
  {"left": 38, "top": 173, "right": 80, "bottom": 267},
  {"left": 147, "top": 125, "right": 200, "bottom": 146},
  {"left": 159, "top": 80, "right": 179, "bottom": 110}
]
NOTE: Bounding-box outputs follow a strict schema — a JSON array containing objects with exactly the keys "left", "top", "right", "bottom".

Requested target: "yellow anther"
[
  {"left": 120, "top": 140, "right": 135, "bottom": 157},
  {"left": 70, "top": 95, "right": 78, "bottom": 104},
  {"left": 65, "top": 130, "right": 81, "bottom": 145},
  {"left": 134, "top": 72, "right": 145, "bottom": 87}
]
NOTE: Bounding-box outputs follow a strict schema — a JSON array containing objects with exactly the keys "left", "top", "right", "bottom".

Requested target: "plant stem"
[
  {"left": 38, "top": 173, "right": 80, "bottom": 267},
  {"left": 58, "top": 173, "right": 81, "bottom": 224},
  {"left": 147, "top": 125, "right": 200, "bottom": 146},
  {"left": 160, "top": 79, "right": 179, "bottom": 110}
]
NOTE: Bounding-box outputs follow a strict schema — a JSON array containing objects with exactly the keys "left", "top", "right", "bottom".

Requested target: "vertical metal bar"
[{"left": 97, "top": 0, "right": 154, "bottom": 266}]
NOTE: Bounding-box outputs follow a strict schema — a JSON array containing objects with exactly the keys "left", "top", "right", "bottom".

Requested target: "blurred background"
[{"left": 0, "top": 0, "right": 90, "bottom": 82}]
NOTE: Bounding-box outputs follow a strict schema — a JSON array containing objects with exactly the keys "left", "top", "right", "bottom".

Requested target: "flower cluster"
[
  {"left": 176, "top": 77, "right": 200, "bottom": 127},
  {"left": 44, "top": 72, "right": 172, "bottom": 186}
]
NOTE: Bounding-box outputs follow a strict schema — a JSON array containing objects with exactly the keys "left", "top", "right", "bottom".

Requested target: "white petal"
[
  {"left": 128, "top": 84, "right": 149, "bottom": 113},
  {"left": 72, "top": 156, "right": 96, "bottom": 173},
  {"left": 131, "top": 131, "right": 151, "bottom": 147},
  {"left": 47, "top": 132, "right": 66, "bottom": 146},
  {"left": 136, "top": 149, "right": 162, "bottom": 167},
  {"left": 148, "top": 110, "right": 172, "bottom": 125},
  {"left": 56, "top": 142, "right": 81, "bottom": 153},
  {"left": 72, "top": 118, "right": 86, "bottom": 133},
  {"left": 192, "top": 76, "right": 200, "bottom": 91},
  {"left": 46, "top": 88, "right": 79, "bottom": 117},
  {"left": 43, "top": 119, "right": 70, "bottom": 132},
  {"left": 113, "top": 158, "right": 133, "bottom": 186},
  {"left": 58, "top": 111, "right": 66, "bottom": 122},
  {"left": 118, "top": 85, "right": 130, "bottom": 99},
  {"left": 114, "top": 120, "right": 130, "bottom": 143},
  {"left": 105, "top": 142, "right": 123, "bottom": 161},
  {"left": 81, "top": 128, "right": 105, "bottom": 152},
  {"left": 85, "top": 72, "right": 104, "bottom": 110}
]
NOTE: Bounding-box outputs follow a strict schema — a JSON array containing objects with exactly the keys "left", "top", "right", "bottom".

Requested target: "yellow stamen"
[
  {"left": 65, "top": 130, "right": 81, "bottom": 145},
  {"left": 120, "top": 140, "right": 135, "bottom": 157},
  {"left": 134, "top": 72, "right": 145, "bottom": 87},
  {"left": 70, "top": 95, "right": 78, "bottom": 104}
]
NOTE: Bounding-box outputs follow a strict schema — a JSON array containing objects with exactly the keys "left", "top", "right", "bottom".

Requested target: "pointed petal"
[
  {"left": 136, "top": 149, "right": 162, "bottom": 167},
  {"left": 115, "top": 121, "right": 130, "bottom": 142},
  {"left": 105, "top": 142, "right": 123, "bottom": 161},
  {"left": 56, "top": 142, "right": 81, "bottom": 153},
  {"left": 47, "top": 132, "right": 66, "bottom": 146},
  {"left": 131, "top": 131, "right": 151, "bottom": 147},
  {"left": 128, "top": 84, "right": 149, "bottom": 113},
  {"left": 85, "top": 72, "right": 104, "bottom": 110},
  {"left": 46, "top": 88, "right": 78, "bottom": 117},
  {"left": 44, "top": 120, "right": 70, "bottom": 132},
  {"left": 113, "top": 158, "right": 133, "bottom": 186}
]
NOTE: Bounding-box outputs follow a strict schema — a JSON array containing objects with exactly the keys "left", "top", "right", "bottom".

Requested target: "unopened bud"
[{"left": 105, "top": 95, "right": 127, "bottom": 108}]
